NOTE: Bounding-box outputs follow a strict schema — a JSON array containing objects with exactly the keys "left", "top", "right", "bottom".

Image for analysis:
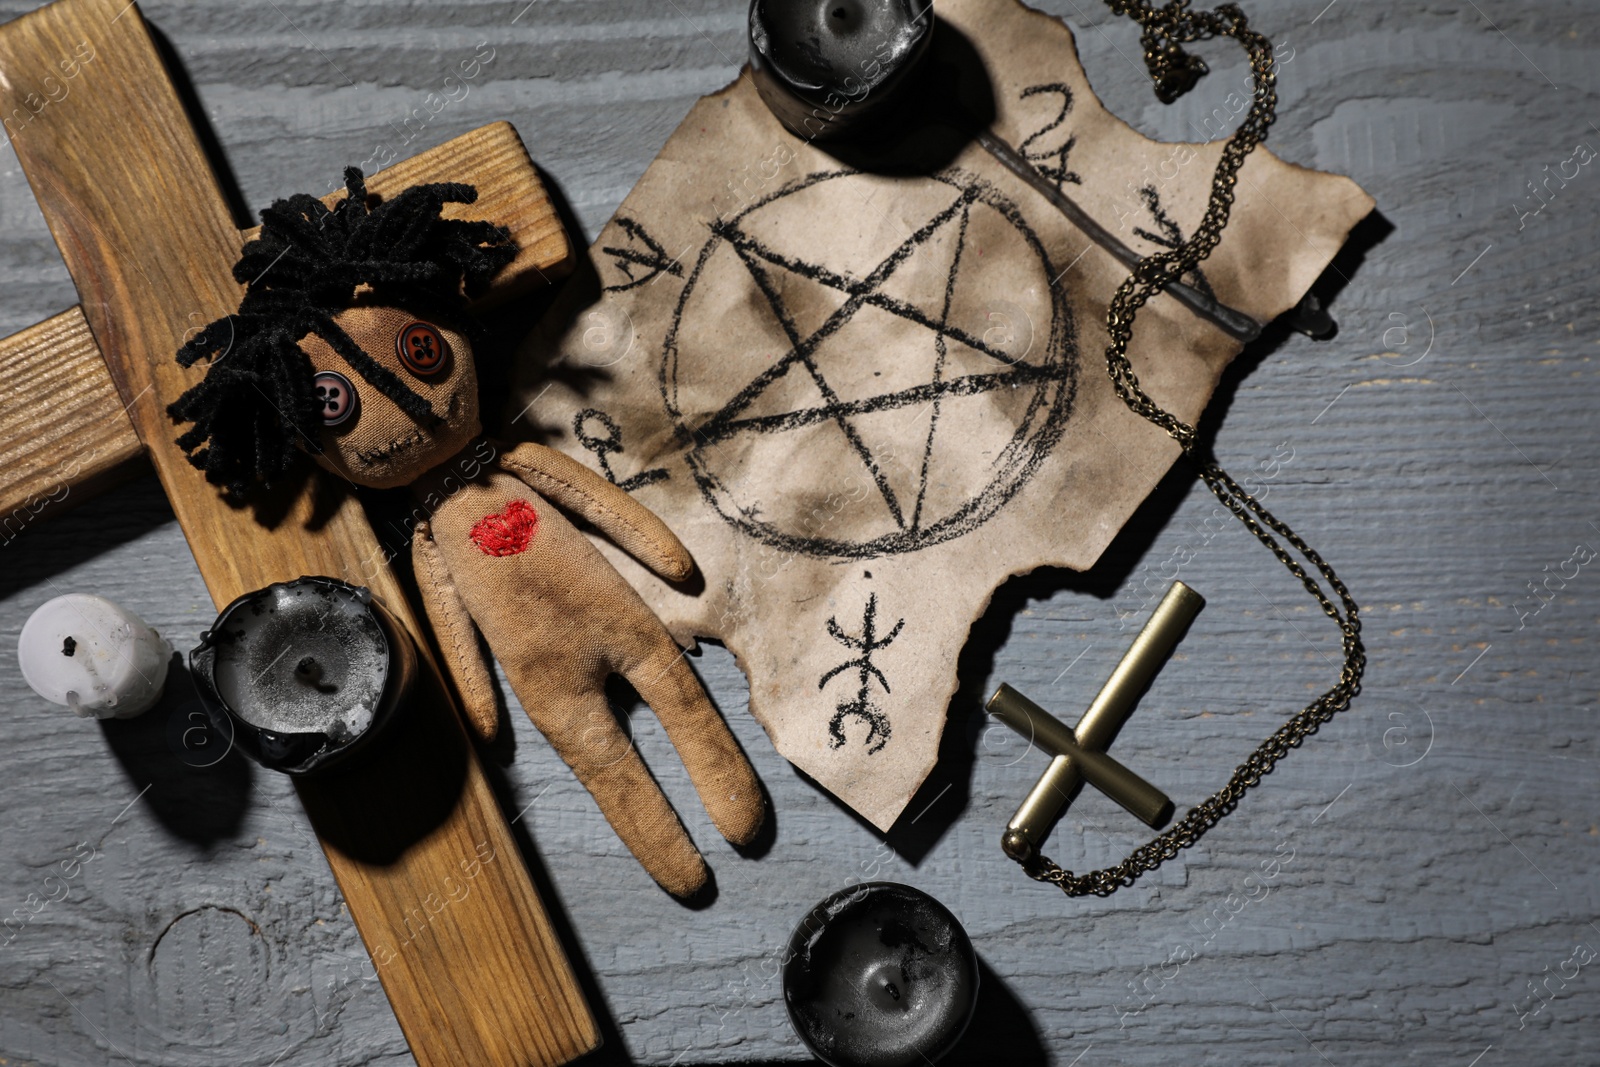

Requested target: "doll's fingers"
[
  {"left": 528, "top": 689, "right": 709, "bottom": 897},
  {"left": 623, "top": 635, "right": 765, "bottom": 848}
]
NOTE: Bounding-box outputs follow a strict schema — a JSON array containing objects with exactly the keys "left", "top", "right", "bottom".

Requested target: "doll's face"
[{"left": 302, "top": 304, "right": 482, "bottom": 489}]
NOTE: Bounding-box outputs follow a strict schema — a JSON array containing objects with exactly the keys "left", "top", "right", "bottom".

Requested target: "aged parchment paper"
[{"left": 508, "top": 0, "right": 1375, "bottom": 830}]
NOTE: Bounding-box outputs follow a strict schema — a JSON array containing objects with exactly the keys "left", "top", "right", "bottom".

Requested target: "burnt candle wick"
[
  {"left": 826, "top": 0, "right": 862, "bottom": 33},
  {"left": 294, "top": 655, "right": 339, "bottom": 694},
  {"left": 868, "top": 964, "right": 906, "bottom": 1009}
]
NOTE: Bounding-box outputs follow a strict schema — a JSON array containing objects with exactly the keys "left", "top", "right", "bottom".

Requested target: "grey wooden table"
[{"left": 1, "top": 0, "right": 1596, "bottom": 1064}]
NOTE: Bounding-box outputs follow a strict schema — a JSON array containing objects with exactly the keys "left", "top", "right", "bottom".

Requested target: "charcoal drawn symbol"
[
  {"left": 1018, "top": 83, "right": 1082, "bottom": 190},
  {"left": 819, "top": 592, "right": 904, "bottom": 754},
  {"left": 601, "top": 217, "right": 685, "bottom": 292},
  {"left": 1132, "top": 185, "right": 1215, "bottom": 301},
  {"left": 661, "top": 169, "right": 1079, "bottom": 560},
  {"left": 573, "top": 408, "right": 669, "bottom": 491}
]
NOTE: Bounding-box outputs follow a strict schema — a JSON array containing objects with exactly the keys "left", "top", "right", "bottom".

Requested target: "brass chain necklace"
[{"left": 1018, "top": 0, "right": 1367, "bottom": 897}]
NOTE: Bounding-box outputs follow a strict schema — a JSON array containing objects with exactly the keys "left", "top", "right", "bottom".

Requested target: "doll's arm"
[
  {"left": 413, "top": 519, "right": 501, "bottom": 741},
  {"left": 499, "top": 441, "right": 693, "bottom": 582}
]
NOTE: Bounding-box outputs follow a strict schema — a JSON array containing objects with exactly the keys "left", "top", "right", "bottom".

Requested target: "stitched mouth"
[
  {"left": 356, "top": 428, "right": 424, "bottom": 467},
  {"left": 353, "top": 394, "right": 459, "bottom": 467}
]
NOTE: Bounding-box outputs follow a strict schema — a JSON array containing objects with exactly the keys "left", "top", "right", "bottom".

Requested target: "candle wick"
[
  {"left": 62, "top": 636, "right": 77, "bottom": 657},
  {"left": 294, "top": 656, "right": 339, "bottom": 694},
  {"left": 884, "top": 979, "right": 900, "bottom": 1001}
]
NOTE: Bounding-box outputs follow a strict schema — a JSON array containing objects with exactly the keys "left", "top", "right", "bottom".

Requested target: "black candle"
[
  {"left": 749, "top": 0, "right": 934, "bottom": 142},
  {"left": 190, "top": 576, "right": 415, "bottom": 774},
  {"left": 783, "top": 881, "right": 978, "bottom": 1067}
]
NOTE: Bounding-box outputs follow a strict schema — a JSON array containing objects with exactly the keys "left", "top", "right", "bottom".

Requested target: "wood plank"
[
  {"left": 0, "top": 122, "right": 568, "bottom": 525},
  {"left": 0, "top": 2, "right": 597, "bottom": 1064},
  {"left": 0, "top": 306, "right": 145, "bottom": 533}
]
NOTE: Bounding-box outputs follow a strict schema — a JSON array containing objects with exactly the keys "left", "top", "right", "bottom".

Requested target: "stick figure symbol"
[
  {"left": 573, "top": 408, "right": 669, "bottom": 492},
  {"left": 818, "top": 592, "right": 904, "bottom": 754}
]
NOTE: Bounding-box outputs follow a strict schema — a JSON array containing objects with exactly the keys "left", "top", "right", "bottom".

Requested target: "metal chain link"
[{"left": 1020, "top": 0, "right": 1367, "bottom": 896}]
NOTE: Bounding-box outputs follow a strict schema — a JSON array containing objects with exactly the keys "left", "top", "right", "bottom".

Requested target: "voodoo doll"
[{"left": 168, "top": 169, "right": 763, "bottom": 897}]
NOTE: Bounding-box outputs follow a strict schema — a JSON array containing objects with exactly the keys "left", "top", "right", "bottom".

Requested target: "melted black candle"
[
  {"left": 784, "top": 882, "right": 978, "bottom": 1067},
  {"left": 749, "top": 0, "right": 934, "bottom": 141},
  {"left": 190, "top": 577, "right": 415, "bottom": 774}
]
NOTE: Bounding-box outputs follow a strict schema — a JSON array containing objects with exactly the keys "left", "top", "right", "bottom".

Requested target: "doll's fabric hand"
[{"left": 413, "top": 442, "right": 764, "bottom": 896}]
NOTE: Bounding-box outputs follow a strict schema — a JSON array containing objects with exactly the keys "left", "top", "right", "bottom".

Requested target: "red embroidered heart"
[{"left": 470, "top": 499, "right": 538, "bottom": 556}]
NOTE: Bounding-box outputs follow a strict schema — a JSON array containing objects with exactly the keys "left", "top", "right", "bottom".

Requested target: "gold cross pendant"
[{"left": 986, "top": 582, "right": 1205, "bottom": 862}]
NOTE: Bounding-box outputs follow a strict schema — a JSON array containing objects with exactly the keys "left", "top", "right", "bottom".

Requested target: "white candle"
[{"left": 17, "top": 594, "right": 172, "bottom": 719}]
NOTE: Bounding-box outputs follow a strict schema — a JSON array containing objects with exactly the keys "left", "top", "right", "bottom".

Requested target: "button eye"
[
  {"left": 396, "top": 321, "right": 450, "bottom": 377},
  {"left": 314, "top": 370, "right": 358, "bottom": 426}
]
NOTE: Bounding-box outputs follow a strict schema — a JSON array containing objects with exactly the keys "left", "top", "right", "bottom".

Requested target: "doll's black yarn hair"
[{"left": 167, "top": 167, "right": 516, "bottom": 495}]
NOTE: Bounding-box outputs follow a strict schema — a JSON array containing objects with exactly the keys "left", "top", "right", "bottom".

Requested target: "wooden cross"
[
  {"left": 986, "top": 582, "right": 1204, "bottom": 862},
  {"left": 0, "top": 1, "right": 599, "bottom": 1064}
]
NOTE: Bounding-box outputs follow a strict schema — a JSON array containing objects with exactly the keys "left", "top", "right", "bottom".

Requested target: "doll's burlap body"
[
  {"left": 413, "top": 445, "right": 763, "bottom": 896},
  {"left": 166, "top": 172, "right": 761, "bottom": 898}
]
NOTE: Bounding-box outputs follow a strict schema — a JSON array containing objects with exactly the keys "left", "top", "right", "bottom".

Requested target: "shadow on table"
[
  {"left": 98, "top": 658, "right": 255, "bottom": 848},
  {"left": 945, "top": 958, "right": 1049, "bottom": 1066}
]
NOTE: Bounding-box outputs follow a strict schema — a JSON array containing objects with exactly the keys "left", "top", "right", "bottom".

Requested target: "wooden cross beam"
[
  {"left": 0, "top": 1, "right": 598, "bottom": 1064},
  {"left": 986, "top": 582, "right": 1205, "bottom": 862}
]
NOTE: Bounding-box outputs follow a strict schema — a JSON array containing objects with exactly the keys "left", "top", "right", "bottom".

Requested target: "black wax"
[
  {"left": 191, "top": 577, "right": 413, "bottom": 775},
  {"left": 783, "top": 882, "right": 978, "bottom": 1067},
  {"left": 211, "top": 580, "right": 387, "bottom": 739},
  {"left": 749, "top": 0, "right": 933, "bottom": 141}
]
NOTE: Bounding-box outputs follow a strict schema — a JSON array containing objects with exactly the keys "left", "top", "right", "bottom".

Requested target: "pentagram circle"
[{"left": 661, "top": 168, "right": 1078, "bottom": 559}]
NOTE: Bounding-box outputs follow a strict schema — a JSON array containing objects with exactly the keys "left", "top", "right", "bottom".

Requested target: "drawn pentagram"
[{"left": 661, "top": 168, "right": 1078, "bottom": 559}]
